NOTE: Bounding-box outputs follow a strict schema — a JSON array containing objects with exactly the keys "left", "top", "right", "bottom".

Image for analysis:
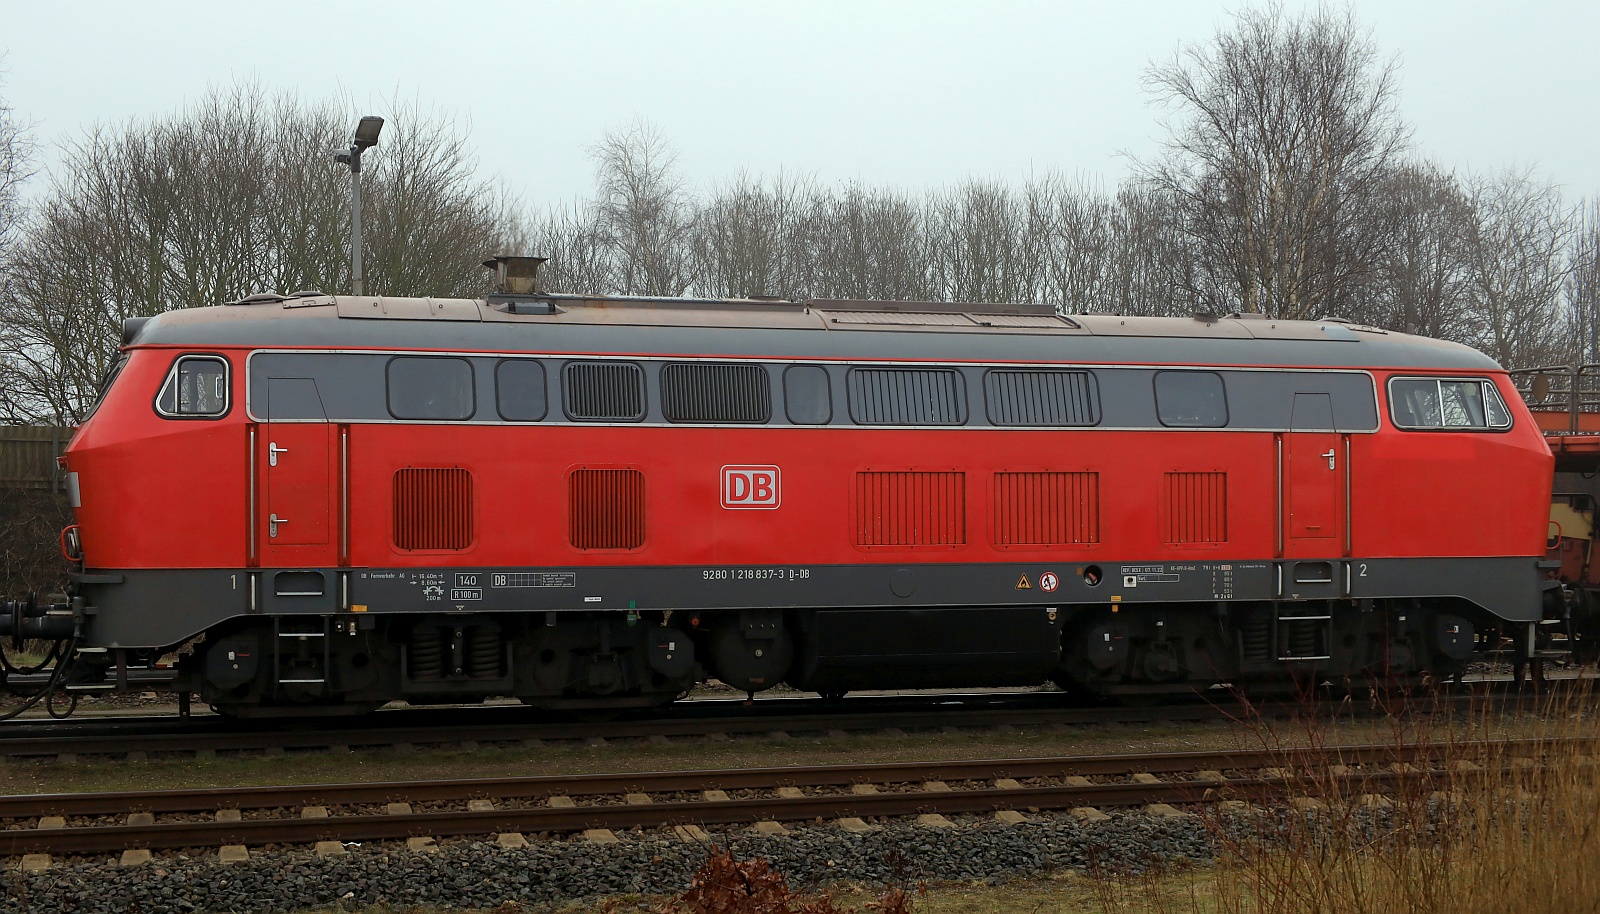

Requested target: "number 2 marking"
[{"left": 1359, "top": 563, "right": 1368, "bottom": 577}]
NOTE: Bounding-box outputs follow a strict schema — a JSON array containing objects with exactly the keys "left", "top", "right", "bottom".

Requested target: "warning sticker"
[
  {"left": 1039, "top": 572, "right": 1060, "bottom": 593},
  {"left": 1015, "top": 574, "right": 1032, "bottom": 590}
]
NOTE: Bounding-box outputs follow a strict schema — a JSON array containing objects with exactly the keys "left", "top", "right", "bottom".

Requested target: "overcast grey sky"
[{"left": 3, "top": 0, "right": 1596, "bottom": 210}]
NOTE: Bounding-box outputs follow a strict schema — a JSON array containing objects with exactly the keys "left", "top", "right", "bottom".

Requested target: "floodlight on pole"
[
  {"left": 353, "top": 116, "right": 384, "bottom": 150},
  {"left": 334, "top": 116, "right": 385, "bottom": 295}
]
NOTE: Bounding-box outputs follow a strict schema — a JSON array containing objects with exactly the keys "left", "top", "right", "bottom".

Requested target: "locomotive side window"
[
  {"left": 155, "top": 355, "right": 229, "bottom": 418},
  {"left": 660, "top": 362, "right": 771, "bottom": 423},
  {"left": 564, "top": 361, "right": 646, "bottom": 421},
  {"left": 985, "top": 369, "right": 1100, "bottom": 426},
  {"left": 1389, "top": 378, "right": 1512, "bottom": 430},
  {"left": 386, "top": 356, "right": 475, "bottom": 421},
  {"left": 495, "top": 360, "right": 548, "bottom": 422},
  {"left": 847, "top": 368, "right": 966, "bottom": 425},
  {"left": 784, "top": 365, "right": 832, "bottom": 425},
  {"left": 1153, "top": 371, "right": 1227, "bottom": 428}
]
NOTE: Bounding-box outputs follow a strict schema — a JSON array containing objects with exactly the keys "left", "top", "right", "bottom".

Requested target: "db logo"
[{"left": 722, "top": 465, "right": 781, "bottom": 509}]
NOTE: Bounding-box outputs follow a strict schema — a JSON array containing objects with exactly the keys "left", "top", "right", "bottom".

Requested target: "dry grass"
[{"left": 1101, "top": 681, "right": 1600, "bottom": 914}]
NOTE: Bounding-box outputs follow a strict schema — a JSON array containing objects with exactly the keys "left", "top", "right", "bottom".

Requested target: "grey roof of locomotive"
[{"left": 123, "top": 292, "right": 1503, "bottom": 372}]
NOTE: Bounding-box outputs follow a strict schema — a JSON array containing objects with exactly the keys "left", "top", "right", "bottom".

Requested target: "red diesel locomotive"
[{"left": 1, "top": 259, "right": 1558, "bottom": 715}]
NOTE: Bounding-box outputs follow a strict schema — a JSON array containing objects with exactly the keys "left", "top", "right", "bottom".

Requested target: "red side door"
[
  {"left": 259, "top": 377, "right": 336, "bottom": 567},
  {"left": 1283, "top": 393, "right": 1345, "bottom": 558}
]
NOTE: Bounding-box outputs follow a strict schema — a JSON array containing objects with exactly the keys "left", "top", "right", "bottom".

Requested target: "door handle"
[
  {"left": 1322, "top": 449, "right": 1336, "bottom": 470},
  {"left": 269, "top": 442, "right": 288, "bottom": 467},
  {"left": 269, "top": 514, "right": 288, "bottom": 538}
]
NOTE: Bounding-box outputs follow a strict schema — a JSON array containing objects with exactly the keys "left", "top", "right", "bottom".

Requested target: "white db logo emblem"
[{"left": 722, "top": 465, "right": 780, "bottom": 509}]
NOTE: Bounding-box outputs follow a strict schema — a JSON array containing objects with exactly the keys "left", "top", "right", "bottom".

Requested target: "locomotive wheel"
[{"left": 704, "top": 623, "right": 793, "bottom": 693}]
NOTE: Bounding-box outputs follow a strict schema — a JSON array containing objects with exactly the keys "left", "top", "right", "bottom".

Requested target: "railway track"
[
  {"left": 0, "top": 738, "right": 1573, "bottom": 863},
  {"left": 0, "top": 682, "right": 1563, "bottom": 763},
  {"left": 0, "top": 691, "right": 1235, "bottom": 762}
]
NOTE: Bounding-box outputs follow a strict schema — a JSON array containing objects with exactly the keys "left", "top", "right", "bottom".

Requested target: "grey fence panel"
[{"left": 0, "top": 427, "right": 71, "bottom": 490}]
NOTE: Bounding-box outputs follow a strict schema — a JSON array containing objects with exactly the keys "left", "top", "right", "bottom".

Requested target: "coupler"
[{"left": 0, "top": 594, "right": 76, "bottom": 648}]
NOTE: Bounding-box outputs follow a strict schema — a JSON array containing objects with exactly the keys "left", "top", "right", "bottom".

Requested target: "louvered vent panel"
[
  {"left": 985, "top": 370, "right": 1100, "bottom": 426},
  {"left": 825, "top": 311, "right": 978, "bottom": 326},
  {"left": 393, "top": 468, "right": 474, "bottom": 551},
  {"left": 975, "top": 313, "right": 1081, "bottom": 328},
  {"left": 855, "top": 471, "right": 966, "bottom": 546},
  {"left": 660, "top": 363, "right": 771, "bottom": 423},
  {"left": 564, "top": 362, "right": 645, "bottom": 421},
  {"left": 569, "top": 469, "right": 646, "bottom": 550},
  {"left": 993, "top": 472, "right": 1099, "bottom": 545},
  {"left": 848, "top": 369, "right": 966, "bottom": 425},
  {"left": 1163, "top": 472, "right": 1227, "bottom": 545}
]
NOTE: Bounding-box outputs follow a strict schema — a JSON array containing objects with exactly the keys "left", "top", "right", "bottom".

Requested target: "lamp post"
[{"left": 333, "top": 116, "right": 384, "bottom": 296}]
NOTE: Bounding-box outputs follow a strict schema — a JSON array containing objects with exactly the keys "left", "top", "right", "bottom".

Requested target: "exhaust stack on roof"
[{"left": 483, "top": 256, "right": 547, "bottom": 296}]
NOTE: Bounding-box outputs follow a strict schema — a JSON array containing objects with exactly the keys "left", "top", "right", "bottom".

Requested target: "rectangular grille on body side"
[
  {"left": 856, "top": 471, "right": 966, "bottom": 546},
  {"left": 393, "top": 468, "right": 474, "bottom": 551},
  {"left": 569, "top": 469, "right": 646, "bottom": 550},
  {"left": 847, "top": 369, "right": 966, "bottom": 425},
  {"left": 564, "top": 362, "right": 645, "bottom": 421},
  {"left": 660, "top": 363, "right": 771, "bottom": 423},
  {"left": 1163, "top": 472, "right": 1227, "bottom": 544},
  {"left": 985, "top": 370, "right": 1100, "bottom": 426},
  {"left": 993, "top": 472, "right": 1099, "bottom": 545}
]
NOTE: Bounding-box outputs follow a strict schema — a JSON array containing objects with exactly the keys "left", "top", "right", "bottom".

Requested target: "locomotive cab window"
[
  {"left": 155, "top": 355, "right": 229, "bottom": 418},
  {"left": 1154, "top": 371, "right": 1227, "bottom": 428},
  {"left": 1389, "top": 378, "right": 1512, "bottom": 430},
  {"left": 387, "top": 356, "right": 475, "bottom": 421}
]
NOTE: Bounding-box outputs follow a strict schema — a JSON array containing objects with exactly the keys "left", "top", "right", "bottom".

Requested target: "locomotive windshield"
[
  {"left": 1389, "top": 378, "right": 1512, "bottom": 430},
  {"left": 81, "top": 353, "right": 130, "bottom": 421}
]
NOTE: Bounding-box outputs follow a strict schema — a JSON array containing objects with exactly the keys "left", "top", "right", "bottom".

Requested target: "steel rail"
[
  {"left": 0, "top": 737, "right": 1576, "bottom": 819},
  {"left": 0, "top": 701, "right": 1236, "bottom": 760},
  {"left": 0, "top": 738, "right": 1580, "bottom": 856},
  {"left": 0, "top": 684, "right": 1565, "bottom": 761},
  {"left": 0, "top": 763, "right": 1522, "bottom": 857}
]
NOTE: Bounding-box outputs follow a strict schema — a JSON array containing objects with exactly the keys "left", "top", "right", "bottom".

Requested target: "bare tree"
[
  {"left": 690, "top": 172, "right": 814, "bottom": 299},
  {"left": 1137, "top": 4, "right": 1410, "bottom": 318},
  {"left": 1364, "top": 161, "right": 1476, "bottom": 339},
  {"left": 927, "top": 179, "right": 1047, "bottom": 305},
  {"left": 1462, "top": 170, "right": 1576, "bottom": 369},
  {"left": 0, "top": 69, "right": 35, "bottom": 290},
  {"left": 1036, "top": 176, "right": 1116, "bottom": 313},
  {"left": 1566, "top": 200, "right": 1600, "bottom": 365},
  {"left": 527, "top": 201, "right": 615, "bottom": 296},
  {"left": 589, "top": 119, "right": 694, "bottom": 296},
  {"left": 0, "top": 84, "right": 520, "bottom": 423},
  {"left": 804, "top": 184, "right": 935, "bottom": 302}
]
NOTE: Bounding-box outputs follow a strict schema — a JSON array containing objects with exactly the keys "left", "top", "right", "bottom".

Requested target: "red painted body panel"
[
  {"left": 68, "top": 349, "right": 250, "bottom": 570},
  {"left": 64, "top": 347, "right": 1552, "bottom": 574}
]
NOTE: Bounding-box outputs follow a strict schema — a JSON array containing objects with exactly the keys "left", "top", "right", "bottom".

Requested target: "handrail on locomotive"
[{"left": 1510, "top": 364, "right": 1600, "bottom": 433}]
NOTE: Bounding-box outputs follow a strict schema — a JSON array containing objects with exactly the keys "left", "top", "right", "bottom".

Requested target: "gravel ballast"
[{"left": 3, "top": 810, "right": 1216, "bottom": 913}]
